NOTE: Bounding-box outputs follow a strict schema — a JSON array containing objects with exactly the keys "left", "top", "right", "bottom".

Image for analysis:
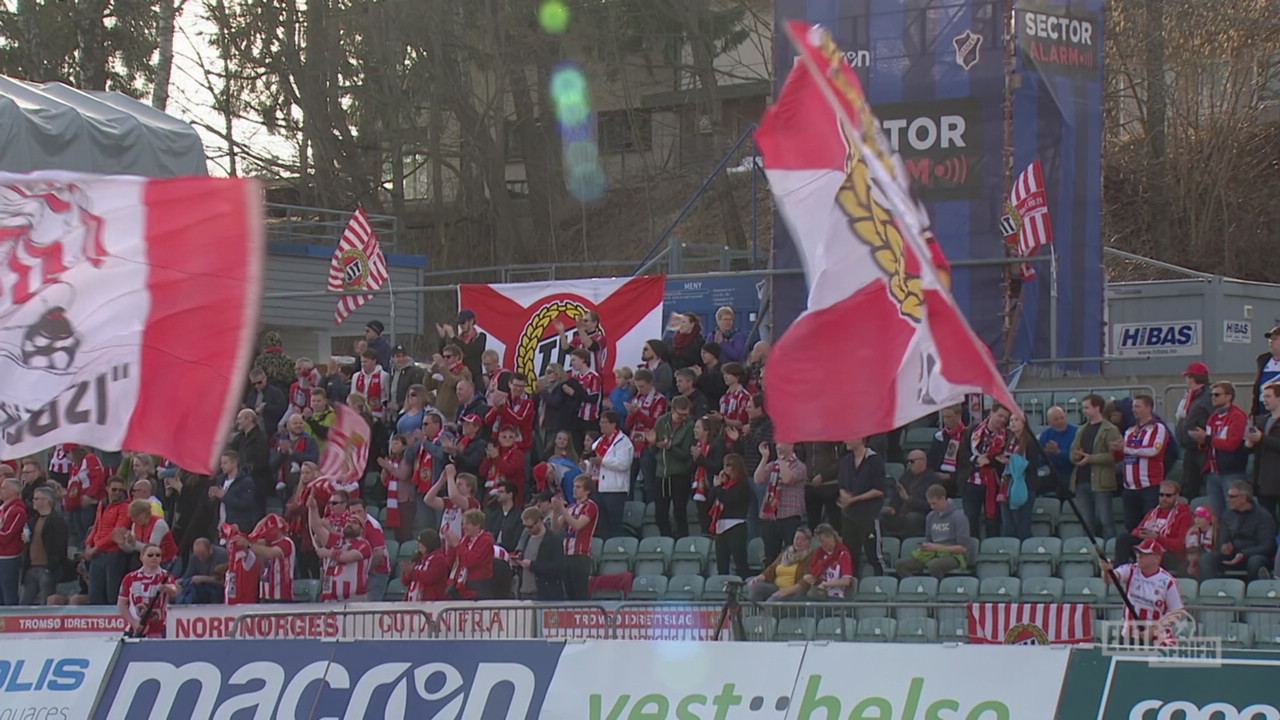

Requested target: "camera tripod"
[{"left": 713, "top": 580, "right": 748, "bottom": 641}]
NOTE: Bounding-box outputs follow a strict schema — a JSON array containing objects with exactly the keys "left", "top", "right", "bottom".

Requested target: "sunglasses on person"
[
  {"left": 143, "top": 551, "right": 162, "bottom": 558},
  {"left": 1158, "top": 491, "right": 1177, "bottom": 497},
  {"left": 328, "top": 500, "right": 344, "bottom": 506},
  {"left": 109, "top": 486, "right": 126, "bottom": 493},
  {"left": 254, "top": 380, "right": 266, "bottom": 388}
]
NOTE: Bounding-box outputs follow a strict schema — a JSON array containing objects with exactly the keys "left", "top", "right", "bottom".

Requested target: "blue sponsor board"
[
  {"left": 93, "top": 640, "right": 565, "bottom": 720},
  {"left": 1111, "top": 320, "right": 1202, "bottom": 359},
  {"left": 664, "top": 275, "right": 764, "bottom": 343}
]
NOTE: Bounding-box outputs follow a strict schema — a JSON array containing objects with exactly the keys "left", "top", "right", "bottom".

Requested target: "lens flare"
[{"left": 538, "top": 0, "right": 570, "bottom": 34}]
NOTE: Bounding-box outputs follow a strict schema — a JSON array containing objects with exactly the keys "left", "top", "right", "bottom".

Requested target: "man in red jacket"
[
  {"left": 1190, "top": 382, "right": 1251, "bottom": 519},
  {"left": 0, "top": 478, "right": 29, "bottom": 605},
  {"left": 85, "top": 477, "right": 132, "bottom": 604},
  {"left": 1116, "top": 480, "right": 1193, "bottom": 572},
  {"left": 446, "top": 509, "right": 496, "bottom": 599}
]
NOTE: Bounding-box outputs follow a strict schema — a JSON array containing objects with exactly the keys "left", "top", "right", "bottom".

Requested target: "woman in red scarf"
[
  {"left": 690, "top": 414, "right": 728, "bottom": 532},
  {"left": 708, "top": 454, "right": 751, "bottom": 575},
  {"left": 965, "top": 405, "right": 1014, "bottom": 539},
  {"left": 377, "top": 435, "right": 414, "bottom": 542},
  {"left": 670, "top": 312, "right": 705, "bottom": 370},
  {"left": 402, "top": 529, "right": 452, "bottom": 601}
]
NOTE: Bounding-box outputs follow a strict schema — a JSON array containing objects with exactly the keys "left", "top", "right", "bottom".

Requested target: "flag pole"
[
  {"left": 387, "top": 273, "right": 397, "bottom": 347},
  {"left": 1049, "top": 248, "right": 1059, "bottom": 362},
  {"left": 999, "top": 1, "right": 1019, "bottom": 371}
]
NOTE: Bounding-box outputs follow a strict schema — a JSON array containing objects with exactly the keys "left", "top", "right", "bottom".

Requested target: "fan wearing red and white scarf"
[
  {"left": 969, "top": 407, "right": 1014, "bottom": 520},
  {"left": 246, "top": 514, "right": 295, "bottom": 602},
  {"left": 379, "top": 438, "right": 411, "bottom": 531},
  {"left": 219, "top": 523, "right": 260, "bottom": 605}
]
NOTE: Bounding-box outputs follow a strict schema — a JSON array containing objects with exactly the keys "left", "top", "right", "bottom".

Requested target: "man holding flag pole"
[{"left": 757, "top": 20, "right": 1142, "bottom": 629}]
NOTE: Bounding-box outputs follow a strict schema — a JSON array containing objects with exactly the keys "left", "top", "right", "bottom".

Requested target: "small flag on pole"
[
  {"left": 327, "top": 206, "right": 388, "bottom": 325},
  {"left": 1001, "top": 160, "right": 1053, "bottom": 281}
]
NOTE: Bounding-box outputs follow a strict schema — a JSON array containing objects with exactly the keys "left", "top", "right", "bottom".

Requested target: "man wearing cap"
[
  {"left": 1174, "top": 361, "right": 1214, "bottom": 499},
  {"left": 437, "top": 310, "right": 488, "bottom": 381},
  {"left": 365, "top": 321, "right": 392, "bottom": 372},
  {"left": 454, "top": 379, "right": 489, "bottom": 432},
  {"left": 1253, "top": 326, "right": 1280, "bottom": 423},
  {"left": 1101, "top": 538, "right": 1184, "bottom": 646},
  {"left": 388, "top": 345, "right": 425, "bottom": 417}
]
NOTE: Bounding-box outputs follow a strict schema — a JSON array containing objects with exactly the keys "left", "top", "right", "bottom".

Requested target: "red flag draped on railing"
[
  {"left": 756, "top": 22, "right": 1016, "bottom": 443},
  {"left": 317, "top": 404, "right": 371, "bottom": 494},
  {"left": 968, "top": 602, "right": 1093, "bottom": 645},
  {"left": 328, "top": 206, "right": 387, "bottom": 325}
]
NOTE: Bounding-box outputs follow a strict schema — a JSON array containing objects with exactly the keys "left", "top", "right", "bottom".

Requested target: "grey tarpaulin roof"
[{"left": 0, "top": 76, "right": 207, "bottom": 177}]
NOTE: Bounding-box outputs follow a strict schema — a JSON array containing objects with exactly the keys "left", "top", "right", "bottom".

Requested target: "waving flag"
[
  {"left": 328, "top": 206, "right": 387, "bottom": 325},
  {"left": 756, "top": 23, "right": 1016, "bottom": 443},
  {"left": 1001, "top": 159, "right": 1054, "bottom": 280},
  {"left": 317, "top": 404, "right": 371, "bottom": 494},
  {"left": 0, "top": 173, "right": 262, "bottom": 474}
]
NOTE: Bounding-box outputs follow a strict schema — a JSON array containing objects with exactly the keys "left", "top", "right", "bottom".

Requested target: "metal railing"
[
  {"left": 264, "top": 202, "right": 400, "bottom": 248},
  {"left": 217, "top": 600, "right": 1280, "bottom": 645}
]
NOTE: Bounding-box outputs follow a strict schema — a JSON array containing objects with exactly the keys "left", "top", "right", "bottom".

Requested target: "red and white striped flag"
[
  {"left": 327, "top": 206, "right": 387, "bottom": 325},
  {"left": 1000, "top": 160, "right": 1053, "bottom": 281},
  {"left": 968, "top": 603, "right": 1093, "bottom": 645},
  {"left": 317, "top": 404, "right": 371, "bottom": 493}
]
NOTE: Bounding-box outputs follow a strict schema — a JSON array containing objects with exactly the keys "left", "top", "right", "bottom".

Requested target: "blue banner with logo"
[
  {"left": 92, "top": 640, "right": 566, "bottom": 720},
  {"left": 1013, "top": 0, "right": 1105, "bottom": 369},
  {"left": 771, "top": 0, "right": 1009, "bottom": 348}
]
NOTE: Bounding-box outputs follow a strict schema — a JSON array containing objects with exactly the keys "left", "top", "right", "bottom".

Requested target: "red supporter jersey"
[
  {"left": 1120, "top": 420, "right": 1168, "bottom": 490},
  {"left": 0, "top": 499, "right": 28, "bottom": 558},
  {"left": 486, "top": 395, "right": 536, "bottom": 450},
  {"left": 809, "top": 543, "right": 855, "bottom": 599},
  {"left": 65, "top": 454, "right": 106, "bottom": 513},
  {"left": 570, "top": 328, "right": 607, "bottom": 373},
  {"left": 224, "top": 544, "right": 260, "bottom": 605},
  {"left": 47, "top": 444, "right": 73, "bottom": 475},
  {"left": 574, "top": 369, "right": 603, "bottom": 422},
  {"left": 627, "top": 390, "right": 668, "bottom": 451},
  {"left": 364, "top": 518, "right": 391, "bottom": 574},
  {"left": 118, "top": 569, "right": 171, "bottom": 638},
  {"left": 322, "top": 534, "right": 372, "bottom": 601},
  {"left": 406, "top": 549, "right": 452, "bottom": 601},
  {"left": 719, "top": 386, "right": 751, "bottom": 425},
  {"left": 258, "top": 537, "right": 296, "bottom": 601},
  {"left": 564, "top": 499, "right": 598, "bottom": 556}
]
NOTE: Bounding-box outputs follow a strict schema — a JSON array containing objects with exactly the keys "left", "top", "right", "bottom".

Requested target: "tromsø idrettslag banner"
[{"left": 770, "top": 0, "right": 1104, "bottom": 371}]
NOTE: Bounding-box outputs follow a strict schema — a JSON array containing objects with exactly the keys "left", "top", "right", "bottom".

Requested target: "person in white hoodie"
[{"left": 589, "top": 411, "right": 635, "bottom": 539}]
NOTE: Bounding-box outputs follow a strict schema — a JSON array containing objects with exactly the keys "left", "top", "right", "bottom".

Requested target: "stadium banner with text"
[
  {"left": 0, "top": 610, "right": 127, "bottom": 638},
  {"left": 1012, "top": 0, "right": 1105, "bottom": 370},
  {"left": 770, "top": 0, "right": 1009, "bottom": 347},
  {"left": 0, "top": 638, "right": 119, "bottom": 720},
  {"left": 458, "top": 276, "right": 665, "bottom": 391},
  {"left": 1056, "top": 648, "right": 1280, "bottom": 720},
  {"left": 92, "top": 639, "right": 1073, "bottom": 720}
]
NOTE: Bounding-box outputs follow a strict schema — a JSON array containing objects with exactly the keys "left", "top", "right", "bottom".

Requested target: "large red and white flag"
[
  {"left": 328, "top": 206, "right": 387, "bottom": 325},
  {"left": 757, "top": 23, "right": 1016, "bottom": 443},
  {"left": 1001, "top": 160, "right": 1054, "bottom": 280},
  {"left": 317, "top": 404, "right": 372, "bottom": 494},
  {"left": 968, "top": 602, "right": 1094, "bottom": 645},
  {"left": 0, "top": 172, "right": 263, "bottom": 473},
  {"left": 458, "top": 277, "right": 664, "bottom": 393}
]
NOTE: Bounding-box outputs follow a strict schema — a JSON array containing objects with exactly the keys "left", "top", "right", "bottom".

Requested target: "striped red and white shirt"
[
  {"left": 627, "top": 390, "right": 668, "bottom": 452},
  {"left": 573, "top": 369, "right": 603, "bottom": 422},
  {"left": 564, "top": 499, "right": 598, "bottom": 556},
  {"left": 1120, "top": 420, "right": 1168, "bottom": 490},
  {"left": 48, "top": 444, "right": 73, "bottom": 476},
  {"left": 570, "top": 327, "right": 607, "bottom": 373},
  {"left": 719, "top": 385, "right": 751, "bottom": 425},
  {"left": 322, "top": 535, "right": 372, "bottom": 601},
  {"left": 353, "top": 368, "right": 391, "bottom": 418},
  {"left": 257, "top": 537, "right": 296, "bottom": 601},
  {"left": 118, "top": 568, "right": 172, "bottom": 638},
  {"left": 224, "top": 544, "right": 259, "bottom": 605},
  {"left": 1116, "top": 564, "right": 1183, "bottom": 640},
  {"left": 440, "top": 496, "right": 481, "bottom": 543}
]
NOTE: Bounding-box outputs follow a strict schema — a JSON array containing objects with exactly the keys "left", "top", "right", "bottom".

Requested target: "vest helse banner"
[{"left": 0, "top": 173, "right": 264, "bottom": 473}]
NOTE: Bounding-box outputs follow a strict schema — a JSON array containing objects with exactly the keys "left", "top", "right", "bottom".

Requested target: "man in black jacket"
[
  {"left": 1247, "top": 383, "right": 1280, "bottom": 518},
  {"left": 486, "top": 481, "right": 524, "bottom": 552},
  {"left": 1174, "top": 362, "right": 1214, "bottom": 498},
  {"left": 231, "top": 409, "right": 271, "bottom": 511},
  {"left": 1203, "top": 480, "right": 1277, "bottom": 580},
  {"left": 210, "top": 450, "right": 262, "bottom": 534},
  {"left": 515, "top": 507, "right": 565, "bottom": 600},
  {"left": 244, "top": 368, "right": 287, "bottom": 432},
  {"left": 21, "top": 487, "right": 68, "bottom": 605},
  {"left": 928, "top": 405, "right": 972, "bottom": 496},
  {"left": 388, "top": 345, "right": 426, "bottom": 417},
  {"left": 837, "top": 437, "right": 887, "bottom": 575}
]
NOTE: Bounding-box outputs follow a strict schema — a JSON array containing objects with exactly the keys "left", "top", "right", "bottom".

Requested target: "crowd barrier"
[{"left": 5, "top": 634, "right": 1279, "bottom": 720}]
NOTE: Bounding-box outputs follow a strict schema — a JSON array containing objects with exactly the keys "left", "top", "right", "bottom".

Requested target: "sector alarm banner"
[
  {"left": 0, "top": 173, "right": 263, "bottom": 473},
  {"left": 771, "top": 0, "right": 1008, "bottom": 347},
  {"left": 1012, "top": 0, "right": 1105, "bottom": 370},
  {"left": 458, "top": 277, "right": 664, "bottom": 391}
]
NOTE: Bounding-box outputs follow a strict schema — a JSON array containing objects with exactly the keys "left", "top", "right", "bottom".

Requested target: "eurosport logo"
[
  {"left": 1128, "top": 700, "right": 1280, "bottom": 720},
  {"left": 93, "top": 640, "right": 565, "bottom": 720}
]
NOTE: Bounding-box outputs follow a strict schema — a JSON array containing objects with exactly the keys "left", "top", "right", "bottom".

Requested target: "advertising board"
[{"left": 0, "top": 638, "right": 119, "bottom": 720}]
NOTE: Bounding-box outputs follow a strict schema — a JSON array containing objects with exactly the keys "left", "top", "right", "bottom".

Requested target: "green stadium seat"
[
  {"left": 622, "top": 501, "right": 646, "bottom": 538},
  {"left": 938, "top": 613, "right": 969, "bottom": 642},
  {"left": 977, "top": 576, "right": 1021, "bottom": 603},
  {"left": 884, "top": 463, "right": 905, "bottom": 483},
  {"left": 398, "top": 541, "right": 417, "bottom": 561},
  {"left": 665, "top": 574, "right": 705, "bottom": 601},
  {"left": 703, "top": 575, "right": 742, "bottom": 602},
  {"left": 895, "top": 576, "right": 938, "bottom": 624},
  {"left": 1221, "top": 622, "right": 1254, "bottom": 648},
  {"left": 1200, "top": 579, "right": 1246, "bottom": 605},
  {"left": 630, "top": 574, "right": 668, "bottom": 601},
  {"left": 897, "top": 617, "right": 938, "bottom": 643},
  {"left": 633, "top": 536, "right": 674, "bottom": 577},
  {"left": 853, "top": 576, "right": 898, "bottom": 621},
  {"left": 1018, "top": 537, "right": 1062, "bottom": 579},
  {"left": 1031, "top": 498, "right": 1060, "bottom": 536},
  {"left": 902, "top": 427, "right": 938, "bottom": 453},
  {"left": 1246, "top": 580, "right": 1280, "bottom": 607},
  {"left": 384, "top": 577, "right": 406, "bottom": 601},
  {"left": 1245, "top": 612, "right": 1280, "bottom": 647},
  {"left": 815, "top": 616, "right": 855, "bottom": 642},
  {"left": 742, "top": 616, "right": 776, "bottom": 641},
  {"left": 597, "top": 536, "right": 639, "bottom": 576},
  {"left": 899, "top": 536, "right": 926, "bottom": 564},
  {"left": 747, "top": 537, "right": 766, "bottom": 574},
  {"left": 670, "top": 536, "right": 712, "bottom": 576},
  {"left": 977, "top": 537, "right": 1021, "bottom": 579},
  {"left": 854, "top": 616, "right": 897, "bottom": 642},
  {"left": 881, "top": 537, "right": 901, "bottom": 569},
  {"left": 1062, "top": 577, "right": 1105, "bottom": 604},
  {"left": 293, "top": 579, "right": 321, "bottom": 603},
  {"left": 938, "top": 576, "right": 979, "bottom": 601},
  {"left": 1019, "top": 577, "right": 1064, "bottom": 603},
  {"left": 1176, "top": 577, "right": 1198, "bottom": 604},
  {"left": 776, "top": 617, "right": 817, "bottom": 641}
]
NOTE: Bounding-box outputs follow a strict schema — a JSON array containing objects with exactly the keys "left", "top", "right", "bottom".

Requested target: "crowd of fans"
[{"left": 3, "top": 311, "right": 1280, "bottom": 629}]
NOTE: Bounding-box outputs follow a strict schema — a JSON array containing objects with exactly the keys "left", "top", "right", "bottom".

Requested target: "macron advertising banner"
[{"left": 91, "top": 640, "right": 1073, "bottom": 720}]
